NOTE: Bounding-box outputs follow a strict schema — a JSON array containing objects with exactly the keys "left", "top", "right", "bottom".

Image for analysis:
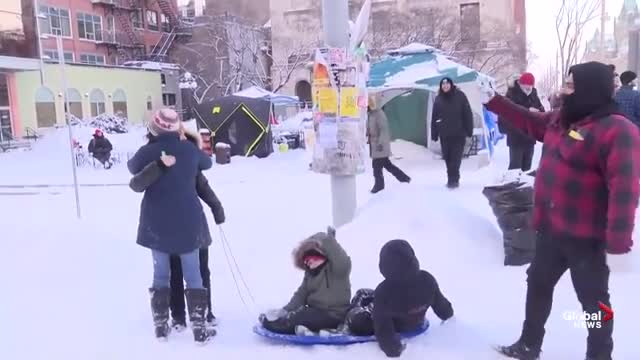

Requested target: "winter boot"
[
  {"left": 149, "top": 288, "right": 171, "bottom": 341},
  {"left": 496, "top": 340, "right": 541, "bottom": 360},
  {"left": 446, "top": 180, "right": 459, "bottom": 189},
  {"left": 206, "top": 312, "right": 218, "bottom": 327},
  {"left": 171, "top": 317, "right": 187, "bottom": 332},
  {"left": 185, "top": 289, "right": 217, "bottom": 344}
]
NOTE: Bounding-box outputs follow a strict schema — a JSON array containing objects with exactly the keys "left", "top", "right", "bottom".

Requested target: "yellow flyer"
[
  {"left": 318, "top": 87, "right": 338, "bottom": 113},
  {"left": 340, "top": 87, "right": 358, "bottom": 117}
]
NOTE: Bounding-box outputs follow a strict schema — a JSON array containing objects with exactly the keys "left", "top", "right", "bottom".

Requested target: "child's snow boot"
[
  {"left": 171, "top": 317, "right": 187, "bottom": 332},
  {"left": 496, "top": 339, "right": 540, "bottom": 360},
  {"left": 149, "top": 288, "right": 171, "bottom": 341},
  {"left": 185, "top": 288, "right": 217, "bottom": 344}
]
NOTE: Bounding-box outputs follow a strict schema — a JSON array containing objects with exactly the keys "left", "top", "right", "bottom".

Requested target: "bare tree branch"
[{"left": 555, "top": 0, "right": 601, "bottom": 78}]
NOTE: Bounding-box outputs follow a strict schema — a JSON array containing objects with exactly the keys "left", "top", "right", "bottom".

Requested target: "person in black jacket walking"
[
  {"left": 371, "top": 240, "right": 454, "bottom": 357},
  {"left": 431, "top": 77, "right": 474, "bottom": 188},
  {"left": 498, "top": 72, "right": 545, "bottom": 172},
  {"left": 130, "top": 123, "right": 225, "bottom": 331}
]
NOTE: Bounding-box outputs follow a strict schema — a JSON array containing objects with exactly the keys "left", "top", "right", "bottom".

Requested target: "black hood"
[
  {"left": 438, "top": 77, "right": 456, "bottom": 97},
  {"left": 379, "top": 240, "right": 420, "bottom": 281},
  {"left": 561, "top": 61, "right": 619, "bottom": 127}
]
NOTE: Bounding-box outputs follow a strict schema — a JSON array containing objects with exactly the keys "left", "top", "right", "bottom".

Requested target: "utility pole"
[
  {"left": 321, "top": 0, "right": 357, "bottom": 228},
  {"left": 601, "top": 0, "right": 607, "bottom": 62}
]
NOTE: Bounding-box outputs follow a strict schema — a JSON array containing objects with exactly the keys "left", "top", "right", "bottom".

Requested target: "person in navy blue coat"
[{"left": 127, "top": 108, "right": 215, "bottom": 344}]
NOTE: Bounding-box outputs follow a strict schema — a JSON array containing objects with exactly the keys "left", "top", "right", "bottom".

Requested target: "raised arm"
[
  {"left": 602, "top": 119, "right": 640, "bottom": 254},
  {"left": 485, "top": 95, "right": 553, "bottom": 143},
  {"left": 198, "top": 148, "right": 213, "bottom": 171},
  {"left": 127, "top": 146, "right": 152, "bottom": 175},
  {"left": 320, "top": 227, "right": 351, "bottom": 275}
]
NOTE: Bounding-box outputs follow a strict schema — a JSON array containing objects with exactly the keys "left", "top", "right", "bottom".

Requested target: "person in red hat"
[
  {"left": 87, "top": 128, "right": 113, "bottom": 169},
  {"left": 497, "top": 72, "right": 545, "bottom": 172}
]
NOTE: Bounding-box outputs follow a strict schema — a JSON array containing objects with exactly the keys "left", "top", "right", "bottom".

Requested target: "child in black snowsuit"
[
  {"left": 346, "top": 240, "right": 454, "bottom": 357},
  {"left": 259, "top": 227, "right": 352, "bottom": 335}
]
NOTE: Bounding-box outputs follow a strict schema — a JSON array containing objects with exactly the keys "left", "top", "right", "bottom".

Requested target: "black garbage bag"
[{"left": 482, "top": 181, "right": 536, "bottom": 266}]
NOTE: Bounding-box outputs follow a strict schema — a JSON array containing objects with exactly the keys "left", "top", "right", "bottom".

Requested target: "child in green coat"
[{"left": 259, "top": 227, "right": 352, "bottom": 335}]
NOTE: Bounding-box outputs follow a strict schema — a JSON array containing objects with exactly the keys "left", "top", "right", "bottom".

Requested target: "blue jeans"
[{"left": 152, "top": 249, "right": 203, "bottom": 289}]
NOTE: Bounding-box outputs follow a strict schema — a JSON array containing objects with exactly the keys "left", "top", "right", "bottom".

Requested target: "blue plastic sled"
[{"left": 253, "top": 319, "right": 429, "bottom": 345}]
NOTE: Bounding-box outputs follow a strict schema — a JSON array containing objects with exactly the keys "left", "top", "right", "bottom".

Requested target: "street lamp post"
[
  {"left": 55, "top": 35, "right": 81, "bottom": 219},
  {"left": 321, "top": 0, "right": 357, "bottom": 228}
]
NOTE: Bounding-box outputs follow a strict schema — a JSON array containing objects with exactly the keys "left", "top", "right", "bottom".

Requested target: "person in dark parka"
[
  {"left": 127, "top": 108, "right": 215, "bottom": 344},
  {"left": 129, "top": 123, "right": 225, "bottom": 331},
  {"left": 372, "top": 240, "right": 454, "bottom": 357},
  {"left": 431, "top": 77, "right": 473, "bottom": 188},
  {"left": 498, "top": 72, "right": 545, "bottom": 172},
  {"left": 88, "top": 129, "right": 113, "bottom": 169}
]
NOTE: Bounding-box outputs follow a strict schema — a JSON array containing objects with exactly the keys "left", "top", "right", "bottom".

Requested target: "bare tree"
[
  {"left": 170, "top": 15, "right": 313, "bottom": 104},
  {"left": 368, "top": 8, "right": 523, "bottom": 81},
  {"left": 555, "top": 0, "right": 601, "bottom": 78},
  {"left": 537, "top": 62, "right": 560, "bottom": 97}
]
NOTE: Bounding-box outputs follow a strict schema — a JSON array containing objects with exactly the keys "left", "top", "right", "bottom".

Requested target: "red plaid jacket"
[{"left": 487, "top": 95, "right": 640, "bottom": 254}]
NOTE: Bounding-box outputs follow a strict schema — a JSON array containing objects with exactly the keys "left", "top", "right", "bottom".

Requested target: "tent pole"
[{"left": 322, "top": 0, "right": 357, "bottom": 228}]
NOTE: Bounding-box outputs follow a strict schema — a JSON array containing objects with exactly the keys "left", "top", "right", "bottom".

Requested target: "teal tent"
[{"left": 367, "top": 43, "right": 495, "bottom": 156}]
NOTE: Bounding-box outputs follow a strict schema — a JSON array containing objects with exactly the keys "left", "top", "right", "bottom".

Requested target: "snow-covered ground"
[{"left": 2, "top": 128, "right": 639, "bottom": 359}]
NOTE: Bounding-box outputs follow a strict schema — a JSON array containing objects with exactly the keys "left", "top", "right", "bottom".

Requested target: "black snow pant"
[
  {"left": 262, "top": 306, "right": 342, "bottom": 335},
  {"left": 440, "top": 136, "right": 466, "bottom": 185},
  {"left": 372, "top": 157, "right": 410, "bottom": 189},
  {"left": 169, "top": 248, "right": 213, "bottom": 322},
  {"left": 508, "top": 145, "right": 535, "bottom": 172},
  {"left": 519, "top": 232, "right": 612, "bottom": 358}
]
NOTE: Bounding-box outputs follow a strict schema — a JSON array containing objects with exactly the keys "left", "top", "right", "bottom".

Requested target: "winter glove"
[
  {"left": 479, "top": 80, "right": 496, "bottom": 104},
  {"left": 264, "top": 308, "right": 288, "bottom": 321},
  {"left": 212, "top": 206, "right": 226, "bottom": 225}
]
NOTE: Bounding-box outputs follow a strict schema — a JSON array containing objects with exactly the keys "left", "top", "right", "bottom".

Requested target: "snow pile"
[
  {"left": 486, "top": 169, "right": 535, "bottom": 187},
  {"left": 274, "top": 111, "right": 313, "bottom": 134},
  {"left": 69, "top": 113, "right": 129, "bottom": 134}
]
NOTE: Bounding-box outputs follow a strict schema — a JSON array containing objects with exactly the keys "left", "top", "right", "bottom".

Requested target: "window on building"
[
  {"left": 89, "top": 89, "right": 106, "bottom": 117},
  {"left": 162, "top": 93, "right": 177, "bottom": 106},
  {"left": 131, "top": 10, "right": 143, "bottom": 29},
  {"left": 112, "top": 89, "right": 128, "bottom": 117},
  {"left": 146, "top": 10, "right": 159, "bottom": 31},
  {"left": 146, "top": 96, "right": 153, "bottom": 110},
  {"left": 42, "top": 50, "right": 74, "bottom": 63},
  {"left": 80, "top": 54, "right": 106, "bottom": 65},
  {"left": 161, "top": 74, "right": 166, "bottom": 86},
  {"left": 38, "top": 6, "right": 71, "bottom": 37},
  {"left": 160, "top": 14, "right": 171, "bottom": 32},
  {"left": 65, "top": 88, "right": 83, "bottom": 119},
  {"left": 35, "top": 87, "right": 57, "bottom": 128},
  {"left": 77, "top": 13, "right": 103, "bottom": 41},
  {"left": 460, "top": 2, "right": 480, "bottom": 42}
]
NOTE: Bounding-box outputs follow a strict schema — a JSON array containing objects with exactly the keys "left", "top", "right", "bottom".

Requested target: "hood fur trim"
[
  {"left": 182, "top": 126, "right": 203, "bottom": 149},
  {"left": 292, "top": 227, "right": 336, "bottom": 270}
]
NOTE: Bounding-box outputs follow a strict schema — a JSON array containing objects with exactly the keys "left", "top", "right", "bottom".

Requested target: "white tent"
[{"left": 233, "top": 86, "right": 299, "bottom": 105}]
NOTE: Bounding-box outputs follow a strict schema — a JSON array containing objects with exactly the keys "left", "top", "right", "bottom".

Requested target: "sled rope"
[{"left": 217, "top": 226, "right": 258, "bottom": 313}]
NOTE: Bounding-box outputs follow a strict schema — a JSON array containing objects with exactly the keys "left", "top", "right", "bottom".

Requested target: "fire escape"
[
  {"left": 148, "top": 0, "right": 193, "bottom": 62},
  {"left": 92, "top": 0, "right": 146, "bottom": 63}
]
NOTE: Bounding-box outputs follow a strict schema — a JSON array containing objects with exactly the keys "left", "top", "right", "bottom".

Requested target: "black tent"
[{"left": 194, "top": 96, "right": 273, "bottom": 158}]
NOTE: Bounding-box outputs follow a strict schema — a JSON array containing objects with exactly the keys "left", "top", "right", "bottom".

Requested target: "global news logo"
[{"left": 563, "top": 302, "right": 614, "bottom": 329}]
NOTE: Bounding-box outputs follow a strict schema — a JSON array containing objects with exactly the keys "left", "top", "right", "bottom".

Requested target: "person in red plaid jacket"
[{"left": 481, "top": 61, "right": 640, "bottom": 360}]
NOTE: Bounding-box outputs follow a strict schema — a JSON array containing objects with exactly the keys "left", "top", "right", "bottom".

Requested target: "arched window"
[
  {"left": 65, "top": 88, "right": 83, "bottom": 120},
  {"left": 295, "top": 80, "right": 312, "bottom": 108},
  {"left": 35, "top": 87, "right": 56, "bottom": 127},
  {"left": 89, "top": 89, "right": 106, "bottom": 117},
  {"left": 112, "top": 89, "right": 128, "bottom": 118}
]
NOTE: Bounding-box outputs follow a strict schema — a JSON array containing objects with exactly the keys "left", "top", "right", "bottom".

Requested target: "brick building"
[{"left": 28, "top": 0, "right": 186, "bottom": 65}]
